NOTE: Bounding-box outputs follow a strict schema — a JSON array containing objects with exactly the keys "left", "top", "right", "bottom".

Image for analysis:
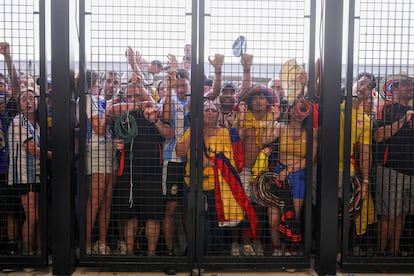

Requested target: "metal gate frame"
[
  {"left": 49, "top": 0, "right": 361, "bottom": 275},
  {"left": 49, "top": 0, "right": 325, "bottom": 274},
  {"left": 0, "top": 0, "right": 49, "bottom": 270}
]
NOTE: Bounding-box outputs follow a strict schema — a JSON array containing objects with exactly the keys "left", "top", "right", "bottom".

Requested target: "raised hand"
[
  {"left": 166, "top": 53, "right": 179, "bottom": 71},
  {"left": 128, "top": 72, "right": 142, "bottom": 84},
  {"left": 240, "top": 53, "right": 253, "bottom": 70},
  {"left": 143, "top": 105, "right": 159, "bottom": 123},
  {"left": 125, "top": 46, "right": 135, "bottom": 65},
  {"left": 0, "top": 42, "right": 11, "bottom": 57},
  {"left": 134, "top": 50, "right": 144, "bottom": 67},
  {"left": 269, "top": 103, "right": 281, "bottom": 121},
  {"left": 208, "top": 54, "right": 224, "bottom": 71}
]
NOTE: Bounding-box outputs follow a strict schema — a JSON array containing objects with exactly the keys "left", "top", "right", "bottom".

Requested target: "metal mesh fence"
[
  {"left": 0, "top": 0, "right": 414, "bottom": 273},
  {"left": 0, "top": 0, "right": 45, "bottom": 260},
  {"left": 342, "top": 0, "right": 414, "bottom": 264}
]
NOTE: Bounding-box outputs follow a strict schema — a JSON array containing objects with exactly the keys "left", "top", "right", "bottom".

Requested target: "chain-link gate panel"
[
  {"left": 77, "top": 0, "right": 193, "bottom": 272},
  {"left": 340, "top": 0, "right": 414, "bottom": 272},
  {"left": 76, "top": 0, "right": 316, "bottom": 272},
  {"left": 196, "top": 0, "right": 314, "bottom": 270},
  {"left": 0, "top": 0, "right": 49, "bottom": 271}
]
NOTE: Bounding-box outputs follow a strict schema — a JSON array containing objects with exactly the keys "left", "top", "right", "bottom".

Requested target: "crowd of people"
[{"left": 0, "top": 40, "right": 414, "bottom": 261}]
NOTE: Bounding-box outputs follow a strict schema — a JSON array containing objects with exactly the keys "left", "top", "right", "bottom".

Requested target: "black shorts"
[
  {"left": 14, "top": 183, "right": 41, "bottom": 196},
  {"left": 0, "top": 174, "right": 23, "bottom": 213},
  {"left": 164, "top": 162, "right": 185, "bottom": 201}
]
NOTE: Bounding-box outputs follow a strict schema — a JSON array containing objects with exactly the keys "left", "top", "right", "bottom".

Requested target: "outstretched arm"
[
  {"left": 263, "top": 104, "right": 282, "bottom": 145},
  {"left": 0, "top": 42, "right": 20, "bottom": 101},
  {"left": 204, "top": 53, "right": 224, "bottom": 100},
  {"left": 162, "top": 70, "right": 176, "bottom": 122},
  {"left": 374, "top": 110, "right": 414, "bottom": 143},
  {"left": 240, "top": 53, "right": 253, "bottom": 95}
]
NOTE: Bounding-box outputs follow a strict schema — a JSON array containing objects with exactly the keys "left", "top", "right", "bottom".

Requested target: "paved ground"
[{"left": 2, "top": 266, "right": 414, "bottom": 275}]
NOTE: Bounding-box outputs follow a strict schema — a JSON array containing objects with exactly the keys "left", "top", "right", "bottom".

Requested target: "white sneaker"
[
  {"left": 272, "top": 247, "right": 283, "bottom": 257},
  {"left": 117, "top": 240, "right": 127, "bottom": 255},
  {"left": 252, "top": 240, "right": 264, "bottom": 256},
  {"left": 242, "top": 244, "right": 256, "bottom": 256},
  {"left": 231, "top": 242, "right": 241, "bottom": 256},
  {"left": 92, "top": 241, "right": 111, "bottom": 255}
]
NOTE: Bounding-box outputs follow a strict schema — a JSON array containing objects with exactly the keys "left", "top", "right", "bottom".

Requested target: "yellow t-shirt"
[
  {"left": 179, "top": 127, "right": 235, "bottom": 191},
  {"left": 339, "top": 102, "right": 372, "bottom": 174}
]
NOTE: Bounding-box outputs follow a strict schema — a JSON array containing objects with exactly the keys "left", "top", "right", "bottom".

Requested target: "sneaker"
[
  {"left": 284, "top": 246, "right": 292, "bottom": 257},
  {"left": 353, "top": 246, "right": 366, "bottom": 256},
  {"left": 288, "top": 245, "right": 299, "bottom": 256},
  {"left": 272, "top": 246, "right": 283, "bottom": 257},
  {"left": 231, "top": 242, "right": 241, "bottom": 256},
  {"left": 7, "top": 240, "right": 19, "bottom": 256},
  {"left": 242, "top": 244, "right": 256, "bottom": 256},
  {"left": 165, "top": 250, "right": 175, "bottom": 257},
  {"left": 23, "top": 268, "right": 36, "bottom": 273},
  {"left": 284, "top": 245, "right": 298, "bottom": 256},
  {"left": 252, "top": 240, "right": 264, "bottom": 256},
  {"left": 117, "top": 240, "right": 127, "bottom": 256},
  {"left": 92, "top": 241, "right": 111, "bottom": 255},
  {"left": 2, "top": 268, "right": 17, "bottom": 273},
  {"left": 22, "top": 250, "right": 36, "bottom": 256}
]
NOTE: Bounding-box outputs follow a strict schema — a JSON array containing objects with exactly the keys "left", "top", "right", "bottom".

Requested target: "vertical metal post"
[
  {"left": 341, "top": 0, "right": 356, "bottom": 262},
  {"left": 51, "top": 0, "right": 75, "bottom": 274},
  {"left": 304, "top": 0, "right": 317, "bottom": 259},
  {"left": 315, "top": 0, "right": 343, "bottom": 275},
  {"left": 189, "top": 0, "right": 206, "bottom": 272},
  {"left": 38, "top": 0, "right": 49, "bottom": 264}
]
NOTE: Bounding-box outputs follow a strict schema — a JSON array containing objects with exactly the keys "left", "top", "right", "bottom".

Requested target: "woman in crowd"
[
  {"left": 263, "top": 99, "right": 316, "bottom": 256},
  {"left": 176, "top": 100, "right": 257, "bottom": 256},
  {"left": 8, "top": 87, "right": 52, "bottom": 255}
]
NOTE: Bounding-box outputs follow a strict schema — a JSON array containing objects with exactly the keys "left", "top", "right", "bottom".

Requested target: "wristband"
[
  {"left": 214, "top": 71, "right": 222, "bottom": 75},
  {"left": 362, "top": 179, "right": 369, "bottom": 184},
  {"left": 399, "top": 116, "right": 406, "bottom": 125},
  {"left": 243, "top": 69, "right": 251, "bottom": 73}
]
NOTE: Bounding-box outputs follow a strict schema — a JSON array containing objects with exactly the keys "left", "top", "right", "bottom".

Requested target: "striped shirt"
[{"left": 8, "top": 113, "right": 41, "bottom": 185}]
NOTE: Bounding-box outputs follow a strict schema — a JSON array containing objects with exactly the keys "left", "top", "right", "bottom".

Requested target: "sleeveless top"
[{"left": 279, "top": 127, "right": 307, "bottom": 158}]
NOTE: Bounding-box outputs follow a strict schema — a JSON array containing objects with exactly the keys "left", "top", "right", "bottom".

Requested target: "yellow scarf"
[
  {"left": 243, "top": 110, "right": 274, "bottom": 149},
  {"left": 354, "top": 192, "right": 376, "bottom": 235}
]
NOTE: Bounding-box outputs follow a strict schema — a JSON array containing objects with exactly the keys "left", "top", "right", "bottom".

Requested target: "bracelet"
[
  {"left": 362, "top": 179, "right": 369, "bottom": 184},
  {"left": 243, "top": 69, "right": 251, "bottom": 73},
  {"left": 214, "top": 71, "right": 222, "bottom": 75}
]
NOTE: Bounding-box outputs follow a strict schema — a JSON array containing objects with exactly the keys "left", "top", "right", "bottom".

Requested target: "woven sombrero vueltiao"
[
  {"left": 251, "top": 171, "right": 286, "bottom": 209},
  {"left": 380, "top": 71, "right": 414, "bottom": 101}
]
